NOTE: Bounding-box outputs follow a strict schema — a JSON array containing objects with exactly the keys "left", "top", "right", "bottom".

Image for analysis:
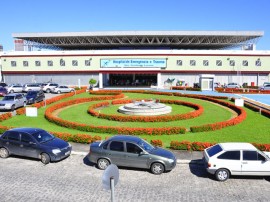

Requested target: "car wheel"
[
  {"left": 46, "top": 89, "right": 51, "bottom": 93},
  {"left": 97, "top": 158, "right": 110, "bottom": 170},
  {"left": 0, "top": 148, "right": 9, "bottom": 158},
  {"left": 11, "top": 105, "right": 15, "bottom": 111},
  {"left": 215, "top": 168, "right": 230, "bottom": 181},
  {"left": 41, "top": 153, "right": 50, "bottom": 164},
  {"left": 57, "top": 91, "right": 61, "bottom": 94},
  {"left": 151, "top": 162, "right": 164, "bottom": 175},
  {"left": 10, "top": 90, "right": 14, "bottom": 93}
]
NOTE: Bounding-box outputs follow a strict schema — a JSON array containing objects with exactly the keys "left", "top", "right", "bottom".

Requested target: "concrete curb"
[{"left": 71, "top": 151, "right": 204, "bottom": 165}]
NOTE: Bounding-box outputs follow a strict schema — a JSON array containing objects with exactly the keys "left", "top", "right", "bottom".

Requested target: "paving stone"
[{"left": 0, "top": 154, "right": 269, "bottom": 202}]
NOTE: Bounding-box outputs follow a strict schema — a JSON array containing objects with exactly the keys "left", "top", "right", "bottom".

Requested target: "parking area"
[{"left": 0, "top": 154, "right": 269, "bottom": 202}]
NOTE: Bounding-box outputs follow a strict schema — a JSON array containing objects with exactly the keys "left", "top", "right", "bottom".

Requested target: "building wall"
[{"left": 0, "top": 50, "right": 270, "bottom": 86}]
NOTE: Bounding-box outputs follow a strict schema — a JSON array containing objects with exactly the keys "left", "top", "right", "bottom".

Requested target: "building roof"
[{"left": 12, "top": 31, "right": 264, "bottom": 50}]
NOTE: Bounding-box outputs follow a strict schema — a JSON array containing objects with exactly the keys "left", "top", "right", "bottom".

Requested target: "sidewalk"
[{"left": 70, "top": 142, "right": 204, "bottom": 164}]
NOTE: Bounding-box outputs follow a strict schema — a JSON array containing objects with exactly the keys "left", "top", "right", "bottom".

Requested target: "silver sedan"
[
  {"left": 88, "top": 135, "right": 177, "bottom": 174},
  {"left": 51, "top": 85, "right": 75, "bottom": 94}
]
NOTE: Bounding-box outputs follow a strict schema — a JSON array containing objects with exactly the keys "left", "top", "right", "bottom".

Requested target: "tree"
[{"left": 89, "top": 78, "right": 97, "bottom": 89}]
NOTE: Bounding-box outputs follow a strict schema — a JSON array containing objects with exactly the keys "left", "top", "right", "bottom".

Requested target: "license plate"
[{"left": 65, "top": 151, "right": 71, "bottom": 156}]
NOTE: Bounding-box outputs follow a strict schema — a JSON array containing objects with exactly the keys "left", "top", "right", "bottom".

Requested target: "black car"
[
  {"left": 0, "top": 87, "right": 8, "bottom": 96},
  {"left": 0, "top": 128, "right": 72, "bottom": 164},
  {"left": 0, "top": 82, "right": 8, "bottom": 88},
  {"left": 26, "top": 90, "right": 45, "bottom": 104},
  {"left": 88, "top": 135, "right": 177, "bottom": 174}
]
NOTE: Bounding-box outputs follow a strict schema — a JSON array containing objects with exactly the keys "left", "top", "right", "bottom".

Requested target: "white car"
[
  {"left": 41, "top": 83, "right": 59, "bottom": 93},
  {"left": 203, "top": 143, "right": 270, "bottom": 181},
  {"left": 225, "top": 83, "right": 240, "bottom": 88},
  {"left": 51, "top": 85, "right": 75, "bottom": 94},
  {"left": 7, "top": 84, "right": 23, "bottom": 93},
  {"left": 259, "top": 84, "right": 270, "bottom": 90}
]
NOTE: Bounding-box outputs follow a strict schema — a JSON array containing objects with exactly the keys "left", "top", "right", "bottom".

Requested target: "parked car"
[
  {"left": 214, "top": 82, "right": 221, "bottom": 88},
  {"left": 7, "top": 84, "right": 23, "bottom": 93},
  {"left": 26, "top": 90, "right": 45, "bottom": 104},
  {"left": 42, "top": 83, "right": 59, "bottom": 93},
  {"left": 88, "top": 135, "right": 177, "bottom": 175},
  {"left": 22, "top": 83, "right": 42, "bottom": 92},
  {"left": 259, "top": 84, "right": 270, "bottom": 90},
  {"left": 0, "top": 82, "right": 8, "bottom": 88},
  {"left": 203, "top": 143, "right": 270, "bottom": 181},
  {"left": 0, "top": 87, "right": 8, "bottom": 96},
  {"left": 0, "top": 128, "right": 72, "bottom": 164},
  {"left": 225, "top": 83, "right": 240, "bottom": 88},
  {"left": 0, "top": 93, "right": 26, "bottom": 111},
  {"left": 51, "top": 85, "right": 75, "bottom": 94}
]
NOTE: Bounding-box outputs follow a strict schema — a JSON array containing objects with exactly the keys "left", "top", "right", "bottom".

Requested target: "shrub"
[{"left": 150, "top": 139, "right": 163, "bottom": 147}]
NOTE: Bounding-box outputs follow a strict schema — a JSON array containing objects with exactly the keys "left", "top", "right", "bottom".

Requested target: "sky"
[{"left": 0, "top": 0, "right": 270, "bottom": 51}]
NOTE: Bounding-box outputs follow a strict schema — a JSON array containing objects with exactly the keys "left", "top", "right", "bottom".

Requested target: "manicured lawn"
[{"left": 1, "top": 92, "right": 270, "bottom": 147}]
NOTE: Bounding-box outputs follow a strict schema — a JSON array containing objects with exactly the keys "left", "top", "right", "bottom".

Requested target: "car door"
[
  {"left": 106, "top": 141, "right": 126, "bottom": 166},
  {"left": 15, "top": 94, "right": 24, "bottom": 108},
  {"left": 14, "top": 85, "right": 23, "bottom": 93},
  {"left": 125, "top": 142, "right": 149, "bottom": 169},
  {"left": 241, "top": 150, "right": 270, "bottom": 175},
  {"left": 216, "top": 151, "right": 242, "bottom": 175},
  {"left": 3, "top": 131, "right": 21, "bottom": 155},
  {"left": 63, "top": 86, "right": 69, "bottom": 93},
  {"left": 19, "top": 133, "right": 40, "bottom": 158}
]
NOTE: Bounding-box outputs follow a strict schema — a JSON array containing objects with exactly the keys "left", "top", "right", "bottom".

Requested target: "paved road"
[{"left": 0, "top": 154, "right": 269, "bottom": 202}]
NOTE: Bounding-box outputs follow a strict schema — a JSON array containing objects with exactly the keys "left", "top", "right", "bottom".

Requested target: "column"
[
  {"left": 157, "top": 73, "right": 162, "bottom": 88},
  {"left": 99, "top": 73, "right": 103, "bottom": 89}
]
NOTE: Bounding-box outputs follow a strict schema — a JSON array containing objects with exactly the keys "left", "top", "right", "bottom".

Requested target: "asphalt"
[{"left": 70, "top": 142, "right": 204, "bottom": 164}]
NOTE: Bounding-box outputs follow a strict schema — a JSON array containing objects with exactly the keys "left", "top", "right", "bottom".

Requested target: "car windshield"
[
  {"left": 32, "top": 130, "right": 55, "bottom": 143},
  {"left": 2, "top": 96, "right": 15, "bottom": 101},
  {"left": 27, "top": 91, "right": 37, "bottom": 96},
  {"left": 137, "top": 139, "right": 154, "bottom": 151}
]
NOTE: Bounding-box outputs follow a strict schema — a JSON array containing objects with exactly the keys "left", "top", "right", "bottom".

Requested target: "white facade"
[{"left": 0, "top": 49, "right": 269, "bottom": 88}]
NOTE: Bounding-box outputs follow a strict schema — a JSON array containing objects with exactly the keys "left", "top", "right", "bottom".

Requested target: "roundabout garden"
[{"left": 0, "top": 88, "right": 269, "bottom": 151}]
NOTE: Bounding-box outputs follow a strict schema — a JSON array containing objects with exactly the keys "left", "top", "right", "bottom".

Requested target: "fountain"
[{"left": 118, "top": 100, "right": 172, "bottom": 116}]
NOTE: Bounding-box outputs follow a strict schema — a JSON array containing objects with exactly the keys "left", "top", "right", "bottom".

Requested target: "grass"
[{"left": 1, "top": 92, "right": 270, "bottom": 147}]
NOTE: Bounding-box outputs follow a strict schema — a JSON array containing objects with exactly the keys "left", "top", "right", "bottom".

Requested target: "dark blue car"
[{"left": 0, "top": 128, "right": 72, "bottom": 164}]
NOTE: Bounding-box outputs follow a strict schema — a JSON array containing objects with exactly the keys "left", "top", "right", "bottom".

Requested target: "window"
[
  {"left": 217, "top": 151, "right": 240, "bottom": 160},
  {"left": 109, "top": 141, "right": 124, "bottom": 152},
  {"left": 23, "top": 61, "right": 29, "bottom": 67},
  {"left": 126, "top": 143, "right": 142, "bottom": 154},
  {"left": 48, "top": 60, "right": 53, "bottom": 66},
  {"left": 85, "top": 60, "right": 91, "bottom": 66},
  {"left": 35, "top": 61, "right": 41, "bottom": 66},
  {"left": 203, "top": 60, "right": 209, "bottom": 66},
  {"left": 243, "top": 151, "right": 266, "bottom": 161},
  {"left": 72, "top": 60, "right": 78, "bottom": 66},
  {"left": 229, "top": 60, "right": 235, "bottom": 66},
  {"left": 242, "top": 60, "right": 248, "bottom": 66},
  {"left": 216, "top": 60, "right": 222, "bottom": 66},
  {"left": 21, "top": 134, "right": 34, "bottom": 144},
  {"left": 190, "top": 60, "right": 196, "bottom": 66},
  {"left": 11, "top": 61, "right": 17, "bottom": 67},
  {"left": 7, "top": 132, "right": 20, "bottom": 141},
  {"left": 102, "top": 142, "right": 109, "bottom": 149},
  {"left": 206, "top": 144, "right": 223, "bottom": 157},
  {"left": 255, "top": 60, "right": 261, "bottom": 66},
  {"left": 176, "top": 60, "right": 182, "bottom": 66},
  {"left": 60, "top": 59, "right": 65, "bottom": 66}
]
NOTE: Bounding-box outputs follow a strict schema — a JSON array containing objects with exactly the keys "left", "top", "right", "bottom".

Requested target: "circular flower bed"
[{"left": 88, "top": 99, "right": 204, "bottom": 122}]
